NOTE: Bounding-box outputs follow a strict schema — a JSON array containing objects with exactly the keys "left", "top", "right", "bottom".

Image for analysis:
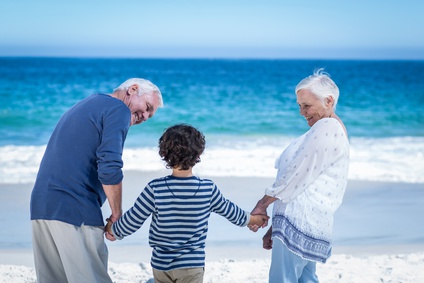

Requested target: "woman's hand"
[
  {"left": 262, "top": 226, "right": 273, "bottom": 250},
  {"left": 248, "top": 195, "right": 277, "bottom": 232}
]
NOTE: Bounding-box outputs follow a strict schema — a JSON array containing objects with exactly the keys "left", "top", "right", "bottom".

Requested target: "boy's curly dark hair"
[{"left": 158, "top": 124, "right": 205, "bottom": 170}]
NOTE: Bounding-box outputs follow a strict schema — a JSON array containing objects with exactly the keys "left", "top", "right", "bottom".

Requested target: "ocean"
[
  {"left": 1, "top": 58, "right": 423, "bottom": 184},
  {"left": 1, "top": 57, "right": 424, "bottom": 251}
]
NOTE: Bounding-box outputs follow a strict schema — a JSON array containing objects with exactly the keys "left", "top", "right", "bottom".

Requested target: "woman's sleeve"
[{"left": 265, "top": 118, "right": 347, "bottom": 203}]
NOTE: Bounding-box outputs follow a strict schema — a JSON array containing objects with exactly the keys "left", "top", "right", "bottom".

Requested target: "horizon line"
[{"left": 1, "top": 55, "right": 423, "bottom": 61}]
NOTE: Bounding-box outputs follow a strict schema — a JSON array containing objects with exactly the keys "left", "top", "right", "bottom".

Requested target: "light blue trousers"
[
  {"left": 269, "top": 238, "right": 319, "bottom": 283},
  {"left": 32, "top": 220, "right": 112, "bottom": 283}
]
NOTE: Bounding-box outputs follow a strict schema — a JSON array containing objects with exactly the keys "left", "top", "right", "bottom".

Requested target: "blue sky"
[{"left": 1, "top": 0, "right": 423, "bottom": 59}]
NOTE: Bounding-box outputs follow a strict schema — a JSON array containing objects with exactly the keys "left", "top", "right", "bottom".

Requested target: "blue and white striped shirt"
[{"left": 112, "top": 175, "right": 249, "bottom": 271}]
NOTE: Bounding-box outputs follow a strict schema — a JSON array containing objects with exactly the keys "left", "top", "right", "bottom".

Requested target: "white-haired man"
[{"left": 30, "top": 78, "right": 163, "bottom": 283}]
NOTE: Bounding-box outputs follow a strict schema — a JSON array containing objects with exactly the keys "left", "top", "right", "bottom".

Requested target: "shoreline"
[
  {"left": 1, "top": 172, "right": 423, "bottom": 269},
  {"left": 3, "top": 243, "right": 424, "bottom": 268},
  {"left": 0, "top": 244, "right": 424, "bottom": 268}
]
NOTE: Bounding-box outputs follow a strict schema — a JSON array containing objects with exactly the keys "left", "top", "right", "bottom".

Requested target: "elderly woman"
[{"left": 250, "top": 69, "right": 350, "bottom": 282}]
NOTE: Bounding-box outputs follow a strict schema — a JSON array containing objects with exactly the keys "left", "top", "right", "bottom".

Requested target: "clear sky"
[{"left": 1, "top": 0, "right": 423, "bottom": 59}]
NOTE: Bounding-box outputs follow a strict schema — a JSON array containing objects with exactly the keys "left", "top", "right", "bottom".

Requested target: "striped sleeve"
[
  {"left": 111, "top": 184, "right": 155, "bottom": 239},
  {"left": 210, "top": 184, "right": 249, "bottom": 227}
]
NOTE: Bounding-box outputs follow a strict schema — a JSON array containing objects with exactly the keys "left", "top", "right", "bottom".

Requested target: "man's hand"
[{"left": 104, "top": 217, "right": 116, "bottom": 241}]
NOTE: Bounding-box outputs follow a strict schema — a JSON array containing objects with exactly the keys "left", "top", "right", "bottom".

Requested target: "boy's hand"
[{"left": 248, "top": 214, "right": 269, "bottom": 229}]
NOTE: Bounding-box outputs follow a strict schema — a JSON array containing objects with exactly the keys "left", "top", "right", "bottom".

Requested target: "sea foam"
[{"left": 1, "top": 136, "right": 423, "bottom": 184}]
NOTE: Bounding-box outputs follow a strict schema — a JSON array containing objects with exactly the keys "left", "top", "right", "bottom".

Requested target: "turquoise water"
[
  {"left": 1, "top": 58, "right": 424, "bottom": 184},
  {"left": 1, "top": 58, "right": 423, "bottom": 146}
]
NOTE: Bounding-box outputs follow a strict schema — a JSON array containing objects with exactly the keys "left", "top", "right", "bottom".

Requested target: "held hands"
[
  {"left": 248, "top": 202, "right": 269, "bottom": 232},
  {"left": 104, "top": 217, "right": 116, "bottom": 241},
  {"left": 248, "top": 214, "right": 269, "bottom": 229},
  {"left": 248, "top": 195, "right": 277, "bottom": 232}
]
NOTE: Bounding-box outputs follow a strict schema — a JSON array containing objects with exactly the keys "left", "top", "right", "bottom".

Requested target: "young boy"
[{"left": 105, "top": 124, "right": 268, "bottom": 283}]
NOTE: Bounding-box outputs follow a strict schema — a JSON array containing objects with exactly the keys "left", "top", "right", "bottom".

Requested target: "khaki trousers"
[
  {"left": 32, "top": 220, "right": 112, "bottom": 283},
  {"left": 153, "top": 267, "right": 205, "bottom": 283}
]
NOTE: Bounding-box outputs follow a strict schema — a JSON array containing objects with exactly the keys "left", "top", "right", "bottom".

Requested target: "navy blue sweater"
[{"left": 30, "top": 94, "right": 130, "bottom": 226}]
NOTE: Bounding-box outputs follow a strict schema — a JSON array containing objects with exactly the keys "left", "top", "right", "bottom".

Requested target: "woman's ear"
[{"left": 325, "top": 96, "right": 334, "bottom": 108}]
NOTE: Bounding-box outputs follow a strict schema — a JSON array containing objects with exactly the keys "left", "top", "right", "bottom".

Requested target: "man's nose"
[{"left": 142, "top": 112, "right": 149, "bottom": 121}]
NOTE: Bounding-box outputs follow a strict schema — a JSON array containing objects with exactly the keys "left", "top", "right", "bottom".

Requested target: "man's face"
[{"left": 126, "top": 84, "right": 160, "bottom": 126}]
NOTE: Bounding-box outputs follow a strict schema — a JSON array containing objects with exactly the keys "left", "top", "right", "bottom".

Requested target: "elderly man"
[{"left": 30, "top": 78, "right": 163, "bottom": 283}]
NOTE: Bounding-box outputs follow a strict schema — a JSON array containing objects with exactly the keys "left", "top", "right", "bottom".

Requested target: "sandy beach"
[
  {"left": 2, "top": 251, "right": 424, "bottom": 283},
  {"left": 1, "top": 171, "right": 424, "bottom": 282}
]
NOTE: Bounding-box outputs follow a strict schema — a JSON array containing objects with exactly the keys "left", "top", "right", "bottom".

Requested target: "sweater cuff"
[
  {"left": 243, "top": 211, "right": 251, "bottom": 227},
  {"left": 111, "top": 224, "right": 124, "bottom": 240}
]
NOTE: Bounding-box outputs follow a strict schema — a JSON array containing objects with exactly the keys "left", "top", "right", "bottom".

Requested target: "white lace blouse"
[{"left": 265, "top": 118, "right": 350, "bottom": 263}]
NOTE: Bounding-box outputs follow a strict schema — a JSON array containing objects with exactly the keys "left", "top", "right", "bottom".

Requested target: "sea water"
[
  {"left": 1, "top": 58, "right": 424, "bottom": 250},
  {"left": 1, "top": 58, "right": 423, "bottom": 184}
]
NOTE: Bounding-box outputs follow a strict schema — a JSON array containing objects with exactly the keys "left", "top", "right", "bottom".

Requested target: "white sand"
[
  {"left": 2, "top": 172, "right": 424, "bottom": 282},
  {"left": 1, "top": 252, "right": 424, "bottom": 283}
]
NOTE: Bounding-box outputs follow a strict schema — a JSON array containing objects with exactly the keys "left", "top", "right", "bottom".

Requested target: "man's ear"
[{"left": 127, "top": 84, "right": 139, "bottom": 96}]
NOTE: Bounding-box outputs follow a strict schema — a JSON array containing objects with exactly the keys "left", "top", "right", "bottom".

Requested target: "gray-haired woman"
[{"left": 250, "top": 69, "right": 350, "bottom": 283}]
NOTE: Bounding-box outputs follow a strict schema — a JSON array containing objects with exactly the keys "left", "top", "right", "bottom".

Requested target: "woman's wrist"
[{"left": 258, "top": 195, "right": 277, "bottom": 210}]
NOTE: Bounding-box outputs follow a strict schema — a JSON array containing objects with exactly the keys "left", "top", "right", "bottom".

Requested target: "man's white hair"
[{"left": 115, "top": 78, "right": 163, "bottom": 107}]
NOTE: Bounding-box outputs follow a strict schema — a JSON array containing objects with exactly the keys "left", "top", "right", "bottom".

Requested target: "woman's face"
[{"left": 296, "top": 89, "right": 331, "bottom": 127}]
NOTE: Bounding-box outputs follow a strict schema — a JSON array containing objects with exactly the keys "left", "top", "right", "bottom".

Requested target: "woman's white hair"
[
  {"left": 295, "top": 68, "right": 339, "bottom": 110},
  {"left": 115, "top": 78, "right": 163, "bottom": 107}
]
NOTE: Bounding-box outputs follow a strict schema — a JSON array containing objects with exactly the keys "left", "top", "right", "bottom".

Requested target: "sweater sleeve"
[
  {"left": 112, "top": 185, "right": 155, "bottom": 240},
  {"left": 265, "top": 118, "right": 347, "bottom": 203},
  {"left": 96, "top": 104, "right": 130, "bottom": 185},
  {"left": 210, "top": 184, "right": 249, "bottom": 227}
]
